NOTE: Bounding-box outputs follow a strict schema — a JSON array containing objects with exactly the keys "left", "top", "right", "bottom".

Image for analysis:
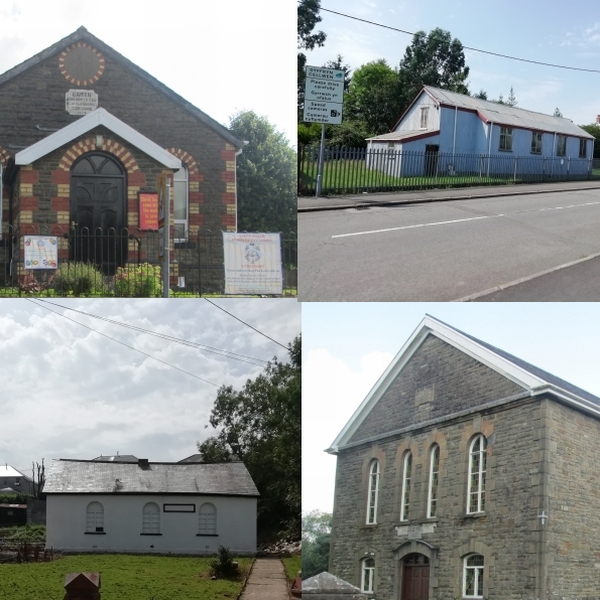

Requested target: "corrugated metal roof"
[
  {"left": 43, "top": 459, "right": 259, "bottom": 496},
  {"left": 367, "top": 130, "right": 440, "bottom": 142},
  {"left": 424, "top": 86, "right": 593, "bottom": 139}
]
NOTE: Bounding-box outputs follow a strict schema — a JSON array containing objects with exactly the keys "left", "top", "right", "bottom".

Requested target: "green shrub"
[
  {"left": 52, "top": 262, "right": 104, "bottom": 296},
  {"left": 209, "top": 546, "right": 240, "bottom": 579},
  {"left": 115, "top": 263, "right": 162, "bottom": 297}
]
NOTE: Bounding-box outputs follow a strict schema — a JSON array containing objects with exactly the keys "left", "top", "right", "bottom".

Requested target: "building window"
[
  {"left": 557, "top": 135, "right": 567, "bottom": 156},
  {"left": 579, "top": 139, "right": 587, "bottom": 158},
  {"left": 499, "top": 127, "right": 513, "bottom": 151},
  {"left": 86, "top": 502, "right": 104, "bottom": 533},
  {"left": 14, "top": 478, "right": 20, "bottom": 486},
  {"left": 198, "top": 502, "right": 217, "bottom": 535},
  {"left": 366, "top": 459, "right": 380, "bottom": 525},
  {"left": 427, "top": 445, "right": 440, "bottom": 518},
  {"left": 468, "top": 435, "right": 487, "bottom": 514},
  {"left": 531, "top": 132, "right": 542, "bottom": 154},
  {"left": 173, "top": 164, "right": 188, "bottom": 241},
  {"left": 142, "top": 502, "right": 161, "bottom": 534},
  {"left": 361, "top": 558, "right": 375, "bottom": 593},
  {"left": 400, "top": 452, "right": 412, "bottom": 522},
  {"left": 420, "top": 107, "right": 429, "bottom": 129},
  {"left": 463, "top": 554, "right": 484, "bottom": 598}
]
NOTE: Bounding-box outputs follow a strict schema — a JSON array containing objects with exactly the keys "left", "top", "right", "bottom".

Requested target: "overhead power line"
[{"left": 318, "top": 5, "right": 600, "bottom": 74}]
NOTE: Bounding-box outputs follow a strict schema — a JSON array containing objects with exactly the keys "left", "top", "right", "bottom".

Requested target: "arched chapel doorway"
[
  {"left": 401, "top": 553, "right": 430, "bottom": 600},
  {"left": 70, "top": 152, "right": 126, "bottom": 274}
]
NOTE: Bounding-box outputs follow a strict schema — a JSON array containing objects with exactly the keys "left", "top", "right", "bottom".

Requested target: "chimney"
[{"left": 596, "top": 114, "right": 600, "bottom": 124}]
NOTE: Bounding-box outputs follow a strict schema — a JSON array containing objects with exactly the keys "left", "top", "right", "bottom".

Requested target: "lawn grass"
[
  {"left": 281, "top": 555, "right": 302, "bottom": 580},
  {"left": 0, "top": 554, "right": 252, "bottom": 600}
]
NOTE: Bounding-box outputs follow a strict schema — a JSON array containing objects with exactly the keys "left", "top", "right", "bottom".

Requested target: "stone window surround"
[
  {"left": 467, "top": 434, "right": 487, "bottom": 515},
  {"left": 463, "top": 553, "right": 484, "bottom": 598},
  {"left": 427, "top": 444, "right": 440, "bottom": 519},
  {"left": 366, "top": 459, "right": 380, "bottom": 525},
  {"left": 361, "top": 447, "right": 386, "bottom": 527},
  {"left": 360, "top": 556, "right": 375, "bottom": 593},
  {"left": 400, "top": 450, "right": 412, "bottom": 522}
]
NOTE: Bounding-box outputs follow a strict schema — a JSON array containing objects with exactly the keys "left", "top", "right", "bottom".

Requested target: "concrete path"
[{"left": 240, "top": 558, "right": 289, "bottom": 600}]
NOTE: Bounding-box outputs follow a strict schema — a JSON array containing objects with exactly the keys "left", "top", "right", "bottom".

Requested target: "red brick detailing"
[
  {"left": 221, "top": 171, "right": 235, "bottom": 182},
  {"left": 222, "top": 192, "right": 236, "bottom": 205},
  {"left": 58, "top": 138, "right": 140, "bottom": 174},
  {"left": 20, "top": 197, "right": 39, "bottom": 210},
  {"left": 51, "top": 197, "right": 70, "bottom": 211},
  {"left": 19, "top": 170, "right": 39, "bottom": 184},
  {"left": 221, "top": 149, "right": 236, "bottom": 161},
  {"left": 165, "top": 147, "right": 200, "bottom": 177},
  {"left": 128, "top": 171, "right": 146, "bottom": 186},
  {"left": 0, "top": 146, "right": 10, "bottom": 166},
  {"left": 222, "top": 214, "right": 236, "bottom": 226},
  {"left": 52, "top": 169, "right": 71, "bottom": 184},
  {"left": 189, "top": 213, "right": 205, "bottom": 226},
  {"left": 189, "top": 192, "right": 204, "bottom": 204}
]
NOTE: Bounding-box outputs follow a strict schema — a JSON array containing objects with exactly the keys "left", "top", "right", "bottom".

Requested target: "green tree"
[
  {"left": 579, "top": 124, "right": 600, "bottom": 158},
  {"left": 229, "top": 111, "right": 296, "bottom": 235},
  {"left": 506, "top": 86, "right": 517, "bottom": 107},
  {"left": 324, "top": 54, "right": 352, "bottom": 92},
  {"left": 472, "top": 89, "right": 488, "bottom": 100},
  {"left": 302, "top": 510, "right": 332, "bottom": 578},
  {"left": 345, "top": 59, "right": 402, "bottom": 136},
  {"left": 198, "top": 336, "right": 301, "bottom": 542},
  {"left": 397, "top": 28, "right": 470, "bottom": 115}
]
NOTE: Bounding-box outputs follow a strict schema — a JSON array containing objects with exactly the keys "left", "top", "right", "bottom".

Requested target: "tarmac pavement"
[
  {"left": 240, "top": 558, "right": 290, "bottom": 600},
  {"left": 298, "top": 180, "right": 600, "bottom": 212}
]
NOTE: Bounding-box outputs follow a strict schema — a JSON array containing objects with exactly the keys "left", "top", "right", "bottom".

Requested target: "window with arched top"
[
  {"left": 142, "top": 502, "right": 161, "bottom": 534},
  {"left": 467, "top": 435, "right": 487, "bottom": 514},
  {"left": 361, "top": 557, "right": 375, "bottom": 593},
  {"left": 366, "top": 460, "right": 380, "bottom": 525},
  {"left": 463, "top": 554, "right": 484, "bottom": 598},
  {"left": 400, "top": 451, "right": 412, "bottom": 522},
  {"left": 173, "top": 164, "right": 189, "bottom": 241},
  {"left": 198, "top": 502, "right": 217, "bottom": 535},
  {"left": 86, "top": 501, "right": 104, "bottom": 533},
  {"left": 427, "top": 444, "right": 440, "bottom": 518}
]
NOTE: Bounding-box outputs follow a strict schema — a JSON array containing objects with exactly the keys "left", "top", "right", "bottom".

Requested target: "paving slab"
[{"left": 240, "top": 558, "right": 289, "bottom": 600}]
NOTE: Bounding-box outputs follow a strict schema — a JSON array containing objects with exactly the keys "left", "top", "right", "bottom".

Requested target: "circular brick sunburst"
[{"left": 59, "top": 43, "right": 105, "bottom": 86}]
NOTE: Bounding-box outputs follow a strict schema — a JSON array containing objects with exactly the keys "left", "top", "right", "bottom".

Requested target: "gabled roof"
[
  {"left": 15, "top": 108, "right": 182, "bottom": 169},
  {"left": 327, "top": 314, "right": 600, "bottom": 453},
  {"left": 392, "top": 86, "right": 593, "bottom": 139},
  {"left": 43, "top": 459, "right": 259, "bottom": 497},
  {"left": 0, "top": 465, "right": 29, "bottom": 479},
  {"left": 0, "top": 26, "right": 243, "bottom": 148},
  {"left": 303, "top": 571, "right": 362, "bottom": 593}
]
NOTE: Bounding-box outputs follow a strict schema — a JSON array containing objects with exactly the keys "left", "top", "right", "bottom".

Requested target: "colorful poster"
[
  {"left": 223, "top": 232, "right": 283, "bottom": 295},
  {"left": 139, "top": 193, "right": 159, "bottom": 230},
  {"left": 24, "top": 236, "right": 58, "bottom": 269}
]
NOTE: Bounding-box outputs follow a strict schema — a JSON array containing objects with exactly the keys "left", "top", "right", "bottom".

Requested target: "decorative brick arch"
[
  {"left": 165, "top": 147, "right": 200, "bottom": 176},
  {"left": 0, "top": 145, "right": 10, "bottom": 167},
  {"left": 57, "top": 138, "right": 140, "bottom": 174}
]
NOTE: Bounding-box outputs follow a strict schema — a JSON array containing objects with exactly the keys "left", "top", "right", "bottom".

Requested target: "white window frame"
[
  {"left": 86, "top": 501, "right": 104, "bottom": 533},
  {"left": 366, "top": 459, "right": 380, "bottom": 525},
  {"left": 420, "top": 107, "right": 429, "bottom": 129},
  {"left": 530, "top": 131, "right": 543, "bottom": 154},
  {"left": 427, "top": 445, "right": 440, "bottom": 518},
  {"left": 467, "top": 435, "right": 487, "bottom": 514},
  {"left": 173, "top": 164, "right": 189, "bottom": 242},
  {"left": 499, "top": 127, "right": 513, "bottom": 151},
  {"left": 556, "top": 135, "right": 567, "bottom": 156},
  {"left": 463, "top": 554, "right": 484, "bottom": 598},
  {"left": 361, "top": 558, "right": 375, "bottom": 593},
  {"left": 198, "top": 502, "right": 217, "bottom": 535},
  {"left": 400, "top": 451, "right": 412, "bottom": 522},
  {"left": 142, "top": 502, "right": 161, "bottom": 534}
]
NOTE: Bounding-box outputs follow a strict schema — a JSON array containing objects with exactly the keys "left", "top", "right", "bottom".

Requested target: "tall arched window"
[
  {"left": 142, "top": 502, "right": 161, "bottom": 534},
  {"left": 400, "top": 451, "right": 412, "bottom": 522},
  {"left": 468, "top": 435, "right": 487, "bottom": 514},
  {"left": 463, "top": 554, "right": 484, "bottom": 598},
  {"left": 427, "top": 444, "right": 440, "bottom": 518},
  {"left": 86, "top": 501, "right": 104, "bottom": 533},
  {"left": 173, "top": 164, "right": 189, "bottom": 241},
  {"left": 366, "top": 459, "right": 380, "bottom": 525},
  {"left": 361, "top": 557, "right": 375, "bottom": 593},
  {"left": 198, "top": 502, "right": 217, "bottom": 535}
]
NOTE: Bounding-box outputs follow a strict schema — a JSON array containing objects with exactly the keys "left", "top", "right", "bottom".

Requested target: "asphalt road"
[{"left": 298, "top": 187, "right": 600, "bottom": 301}]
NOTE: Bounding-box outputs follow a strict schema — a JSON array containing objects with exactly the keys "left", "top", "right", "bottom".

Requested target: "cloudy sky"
[
  {"left": 306, "top": 0, "right": 600, "bottom": 126},
  {"left": 0, "top": 0, "right": 295, "bottom": 144},
  {"left": 0, "top": 298, "right": 300, "bottom": 477},
  {"left": 303, "top": 303, "right": 600, "bottom": 515}
]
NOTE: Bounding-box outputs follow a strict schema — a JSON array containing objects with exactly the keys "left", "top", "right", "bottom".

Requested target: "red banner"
[{"left": 139, "top": 193, "right": 158, "bottom": 230}]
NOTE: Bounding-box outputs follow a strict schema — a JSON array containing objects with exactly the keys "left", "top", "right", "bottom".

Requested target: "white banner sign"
[
  {"left": 303, "top": 65, "right": 344, "bottom": 124},
  {"left": 223, "top": 232, "right": 283, "bottom": 295},
  {"left": 24, "top": 236, "right": 58, "bottom": 269}
]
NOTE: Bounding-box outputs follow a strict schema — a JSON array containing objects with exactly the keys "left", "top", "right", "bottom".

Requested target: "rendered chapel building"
[
  {"left": 327, "top": 315, "right": 600, "bottom": 600},
  {"left": 0, "top": 27, "right": 243, "bottom": 290}
]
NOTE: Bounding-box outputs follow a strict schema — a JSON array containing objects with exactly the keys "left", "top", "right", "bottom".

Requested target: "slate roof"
[
  {"left": 0, "top": 26, "right": 243, "bottom": 148},
  {"left": 92, "top": 455, "right": 138, "bottom": 463},
  {"left": 0, "top": 465, "right": 29, "bottom": 479},
  {"left": 43, "top": 459, "right": 259, "bottom": 497}
]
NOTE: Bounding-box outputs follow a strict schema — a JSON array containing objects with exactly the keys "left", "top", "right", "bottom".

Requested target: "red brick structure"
[{"left": 0, "top": 26, "right": 243, "bottom": 288}]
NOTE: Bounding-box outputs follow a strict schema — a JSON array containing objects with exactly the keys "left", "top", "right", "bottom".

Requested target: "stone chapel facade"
[
  {"left": 0, "top": 26, "right": 243, "bottom": 287},
  {"left": 328, "top": 315, "right": 600, "bottom": 600}
]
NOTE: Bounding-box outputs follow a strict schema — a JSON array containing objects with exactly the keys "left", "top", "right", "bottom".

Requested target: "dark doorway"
[
  {"left": 70, "top": 152, "right": 126, "bottom": 274},
  {"left": 424, "top": 145, "right": 439, "bottom": 177},
  {"left": 401, "top": 554, "right": 430, "bottom": 600}
]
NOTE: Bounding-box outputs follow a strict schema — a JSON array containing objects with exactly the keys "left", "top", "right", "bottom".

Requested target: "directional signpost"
[{"left": 303, "top": 66, "right": 345, "bottom": 196}]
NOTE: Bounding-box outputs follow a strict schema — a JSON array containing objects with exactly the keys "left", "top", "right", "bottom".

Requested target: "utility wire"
[
  {"left": 204, "top": 298, "right": 289, "bottom": 350},
  {"left": 27, "top": 299, "right": 221, "bottom": 387},
  {"left": 33, "top": 299, "right": 269, "bottom": 367},
  {"left": 318, "top": 5, "right": 600, "bottom": 74}
]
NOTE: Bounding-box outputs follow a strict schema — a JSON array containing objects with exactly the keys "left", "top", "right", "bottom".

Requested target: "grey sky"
[{"left": 1, "top": 298, "right": 300, "bottom": 476}]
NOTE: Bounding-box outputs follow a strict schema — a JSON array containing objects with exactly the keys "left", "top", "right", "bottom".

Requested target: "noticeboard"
[{"left": 139, "top": 192, "right": 158, "bottom": 230}]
